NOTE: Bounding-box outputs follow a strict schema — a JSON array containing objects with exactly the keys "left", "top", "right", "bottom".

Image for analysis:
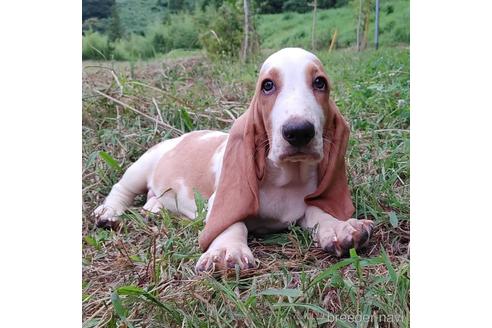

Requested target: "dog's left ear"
[
  {"left": 305, "top": 99, "right": 355, "bottom": 220},
  {"left": 198, "top": 94, "right": 267, "bottom": 251}
]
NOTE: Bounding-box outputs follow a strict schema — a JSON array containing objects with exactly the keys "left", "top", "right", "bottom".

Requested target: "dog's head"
[
  {"left": 252, "top": 48, "right": 332, "bottom": 165},
  {"left": 199, "top": 48, "right": 353, "bottom": 251}
]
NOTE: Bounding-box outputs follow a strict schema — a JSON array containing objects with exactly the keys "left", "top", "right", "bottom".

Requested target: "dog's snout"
[{"left": 282, "top": 120, "right": 315, "bottom": 147}]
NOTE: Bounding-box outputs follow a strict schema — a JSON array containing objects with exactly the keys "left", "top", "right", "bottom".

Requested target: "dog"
[{"left": 93, "top": 47, "right": 373, "bottom": 272}]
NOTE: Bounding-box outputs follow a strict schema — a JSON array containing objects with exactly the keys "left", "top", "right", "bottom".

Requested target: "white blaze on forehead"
[
  {"left": 260, "top": 48, "right": 319, "bottom": 75},
  {"left": 260, "top": 47, "right": 322, "bottom": 99},
  {"left": 261, "top": 48, "right": 326, "bottom": 163}
]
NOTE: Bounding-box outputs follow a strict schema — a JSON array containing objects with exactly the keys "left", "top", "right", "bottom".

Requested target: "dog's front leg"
[
  {"left": 299, "top": 206, "right": 374, "bottom": 256},
  {"left": 195, "top": 222, "right": 255, "bottom": 272}
]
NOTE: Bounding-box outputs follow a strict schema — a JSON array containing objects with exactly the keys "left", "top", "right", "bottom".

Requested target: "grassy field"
[
  {"left": 83, "top": 46, "right": 409, "bottom": 327},
  {"left": 258, "top": 0, "right": 410, "bottom": 49}
]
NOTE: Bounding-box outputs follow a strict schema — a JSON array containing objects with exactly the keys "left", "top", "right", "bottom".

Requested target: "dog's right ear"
[{"left": 198, "top": 91, "right": 267, "bottom": 251}]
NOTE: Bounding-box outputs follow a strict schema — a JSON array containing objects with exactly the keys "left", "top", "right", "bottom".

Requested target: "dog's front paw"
[
  {"left": 317, "top": 219, "right": 374, "bottom": 257},
  {"left": 195, "top": 243, "right": 256, "bottom": 273},
  {"left": 93, "top": 205, "right": 120, "bottom": 229}
]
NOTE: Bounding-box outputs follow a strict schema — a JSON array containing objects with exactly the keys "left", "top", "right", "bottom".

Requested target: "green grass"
[
  {"left": 258, "top": 0, "right": 410, "bottom": 49},
  {"left": 83, "top": 46, "right": 409, "bottom": 327}
]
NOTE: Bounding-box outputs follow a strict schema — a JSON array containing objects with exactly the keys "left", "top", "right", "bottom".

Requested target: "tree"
[
  {"left": 283, "top": 0, "right": 309, "bottom": 13},
  {"left": 197, "top": 2, "right": 244, "bottom": 58},
  {"left": 241, "top": 0, "right": 260, "bottom": 61},
  {"left": 355, "top": 0, "right": 371, "bottom": 51},
  {"left": 168, "top": 0, "right": 185, "bottom": 12},
  {"left": 197, "top": 0, "right": 225, "bottom": 10},
  {"left": 241, "top": 0, "right": 251, "bottom": 61},
  {"left": 255, "top": 0, "right": 284, "bottom": 14},
  {"left": 108, "top": 1, "right": 122, "bottom": 41},
  {"left": 82, "top": 0, "right": 114, "bottom": 22},
  {"left": 374, "top": 0, "right": 380, "bottom": 49},
  {"left": 254, "top": 0, "right": 347, "bottom": 14},
  {"left": 310, "top": 0, "right": 317, "bottom": 50}
]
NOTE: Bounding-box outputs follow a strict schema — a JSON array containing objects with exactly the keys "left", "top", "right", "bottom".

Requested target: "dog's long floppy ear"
[
  {"left": 305, "top": 99, "right": 355, "bottom": 220},
  {"left": 198, "top": 94, "right": 267, "bottom": 251}
]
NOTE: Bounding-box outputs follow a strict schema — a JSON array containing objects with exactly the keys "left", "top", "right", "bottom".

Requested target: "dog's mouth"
[{"left": 278, "top": 150, "right": 321, "bottom": 162}]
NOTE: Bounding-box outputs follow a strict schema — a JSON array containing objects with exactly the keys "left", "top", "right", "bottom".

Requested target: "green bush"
[
  {"left": 393, "top": 26, "right": 410, "bottom": 43},
  {"left": 82, "top": 12, "right": 201, "bottom": 61},
  {"left": 282, "top": 12, "right": 293, "bottom": 20},
  {"left": 82, "top": 31, "right": 111, "bottom": 60},
  {"left": 82, "top": 17, "right": 110, "bottom": 34},
  {"left": 147, "top": 14, "right": 200, "bottom": 55},
  {"left": 147, "top": 22, "right": 174, "bottom": 54},
  {"left": 385, "top": 4, "right": 395, "bottom": 15},
  {"left": 112, "top": 34, "right": 154, "bottom": 60},
  {"left": 167, "top": 14, "right": 200, "bottom": 49},
  {"left": 196, "top": 3, "right": 243, "bottom": 58},
  {"left": 282, "top": 0, "right": 309, "bottom": 13}
]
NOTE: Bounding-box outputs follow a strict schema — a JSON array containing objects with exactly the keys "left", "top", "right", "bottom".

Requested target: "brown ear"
[
  {"left": 198, "top": 97, "right": 267, "bottom": 251},
  {"left": 305, "top": 99, "right": 355, "bottom": 220}
]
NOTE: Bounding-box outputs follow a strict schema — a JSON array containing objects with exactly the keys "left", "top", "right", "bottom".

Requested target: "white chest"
[{"left": 245, "top": 161, "right": 318, "bottom": 234}]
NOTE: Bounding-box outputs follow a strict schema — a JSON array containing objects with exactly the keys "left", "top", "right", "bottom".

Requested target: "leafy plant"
[{"left": 196, "top": 2, "right": 243, "bottom": 58}]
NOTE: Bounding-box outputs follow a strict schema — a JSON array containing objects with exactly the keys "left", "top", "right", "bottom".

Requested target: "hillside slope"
[
  {"left": 258, "top": 0, "right": 409, "bottom": 49},
  {"left": 114, "top": 0, "right": 409, "bottom": 49},
  {"left": 116, "top": 0, "right": 166, "bottom": 34}
]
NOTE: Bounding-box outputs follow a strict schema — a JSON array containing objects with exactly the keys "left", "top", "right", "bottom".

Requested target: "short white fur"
[{"left": 261, "top": 48, "right": 326, "bottom": 164}]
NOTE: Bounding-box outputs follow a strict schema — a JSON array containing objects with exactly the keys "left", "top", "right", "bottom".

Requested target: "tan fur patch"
[
  {"left": 257, "top": 67, "right": 281, "bottom": 134},
  {"left": 152, "top": 131, "right": 227, "bottom": 200},
  {"left": 305, "top": 61, "right": 332, "bottom": 118}
]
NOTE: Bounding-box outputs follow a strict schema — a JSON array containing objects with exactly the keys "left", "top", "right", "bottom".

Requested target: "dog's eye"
[
  {"left": 261, "top": 79, "right": 275, "bottom": 94},
  {"left": 313, "top": 76, "right": 327, "bottom": 91}
]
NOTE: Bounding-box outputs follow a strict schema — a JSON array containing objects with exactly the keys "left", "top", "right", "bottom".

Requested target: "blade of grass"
[
  {"left": 117, "top": 285, "right": 183, "bottom": 323},
  {"left": 110, "top": 291, "right": 134, "bottom": 328},
  {"left": 99, "top": 151, "right": 122, "bottom": 172},
  {"left": 259, "top": 288, "right": 303, "bottom": 298},
  {"left": 309, "top": 257, "right": 356, "bottom": 288}
]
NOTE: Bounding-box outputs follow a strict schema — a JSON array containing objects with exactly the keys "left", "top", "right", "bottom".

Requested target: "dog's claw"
[
  {"left": 96, "top": 219, "right": 119, "bottom": 230},
  {"left": 93, "top": 205, "right": 120, "bottom": 230},
  {"left": 195, "top": 243, "right": 255, "bottom": 273},
  {"left": 318, "top": 219, "right": 373, "bottom": 257}
]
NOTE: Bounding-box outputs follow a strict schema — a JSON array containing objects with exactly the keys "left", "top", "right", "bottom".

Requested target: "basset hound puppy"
[{"left": 94, "top": 48, "right": 374, "bottom": 272}]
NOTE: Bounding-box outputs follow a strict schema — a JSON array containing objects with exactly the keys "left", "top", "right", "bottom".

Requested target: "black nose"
[{"left": 282, "top": 120, "right": 315, "bottom": 147}]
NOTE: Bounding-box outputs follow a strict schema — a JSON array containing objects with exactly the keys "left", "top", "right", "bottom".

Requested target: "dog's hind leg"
[{"left": 93, "top": 149, "right": 158, "bottom": 228}]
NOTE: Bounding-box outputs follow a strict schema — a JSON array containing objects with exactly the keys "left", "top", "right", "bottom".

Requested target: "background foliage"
[{"left": 82, "top": 0, "right": 409, "bottom": 60}]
